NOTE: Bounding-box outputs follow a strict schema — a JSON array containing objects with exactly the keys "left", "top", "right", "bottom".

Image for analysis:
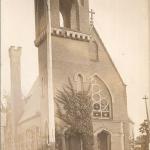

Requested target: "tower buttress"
[
  {"left": 77, "top": 0, "right": 90, "bottom": 33},
  {"left": 50, "top": 0, "right": 60, "bottom": 28}
]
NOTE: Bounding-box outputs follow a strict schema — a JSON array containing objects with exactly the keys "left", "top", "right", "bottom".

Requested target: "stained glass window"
[{"left": 91, "top": 76, "right": 112, "bottom": 119}]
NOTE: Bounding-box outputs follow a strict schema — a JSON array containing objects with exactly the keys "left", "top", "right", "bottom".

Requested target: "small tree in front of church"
[
  {"left": 55, "top": 78, "right": 94, "bottom": 150},
  {"left": 139, "top": 120, "right": 150, "bottom": 150}
]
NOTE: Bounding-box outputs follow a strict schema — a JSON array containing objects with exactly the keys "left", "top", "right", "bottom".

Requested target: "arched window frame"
[
  {"left": 89, "top": 40, "right": 99, "bottom": 61},
  {"left": 74, "top": 73, "right": 85, "bottom": 92},
  {"left": 59, "top": 0, "right": 80, "bottom": 30},
  {"left": 74, "top": 73, "right": 85, "bottom": 82},
  {"left": 90, "top": 74, "right": 113, "bottom": 120},
  {"left": 59, "top": 0, "right": 72, "bottom": 28},
  {"left": 59, "top": 12, "right": 65, "bottom": 28}
]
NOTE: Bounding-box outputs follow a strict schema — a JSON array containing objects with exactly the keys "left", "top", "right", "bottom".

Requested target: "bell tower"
[
  {"left": 34, "top": 0, "right": 90, "bottom": 36},
  {"left": 34, "top": 0, "right": 91, "bottom": 95},
  {"left": 34, "top": 1, "right": 91, "bottom": 147}
]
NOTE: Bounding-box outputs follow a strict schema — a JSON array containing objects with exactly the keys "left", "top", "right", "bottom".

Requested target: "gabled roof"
[
  {"left": 92, "top": 27, "right": 126, "bottom": 86},
  {"left": 18, "top": 77, "right": 41, "bottom": 124},
  {"left": 128, "top": 117, "right": 134, "bottom": 124}
]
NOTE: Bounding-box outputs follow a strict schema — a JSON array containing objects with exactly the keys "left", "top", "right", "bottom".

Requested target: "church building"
[{"left": 5, "top": 0, "right": 131, "bottom": 150}]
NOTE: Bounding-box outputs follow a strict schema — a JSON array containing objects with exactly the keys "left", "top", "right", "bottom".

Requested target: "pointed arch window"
[
  {"left": 89, "top": 41, "right": 99, "bottom": 61},
  {"left": 74, "top": 73, "right": 85, "bottom": 92},
  {"left": 59, "top": 12, "right": 64, "bottom": 28},
  {"left": 59, "top": 0, "right": 72, "bottom": 28},
  {"left": 59, "top": 0, "right": 80, "bottom": 30},
  {"left": 91, "top": 76, "right": 112, "bottom": 119}
]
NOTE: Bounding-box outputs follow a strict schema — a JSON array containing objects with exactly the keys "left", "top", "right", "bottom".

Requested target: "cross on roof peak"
[
  {"left": 142, "top": 95, "right": 148, "bottom": 100},
  {"left": 89, "top": 9, "right": 95, "bottom": 25}
]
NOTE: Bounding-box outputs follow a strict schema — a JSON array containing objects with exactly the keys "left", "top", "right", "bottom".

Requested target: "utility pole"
[{"left": 142, "top": 95, "right": 150, "bottom": 150}]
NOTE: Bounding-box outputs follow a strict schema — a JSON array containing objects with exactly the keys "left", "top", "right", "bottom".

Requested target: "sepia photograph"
[{"left": 1, "top": 0, "right": 150, "bottom": 150}]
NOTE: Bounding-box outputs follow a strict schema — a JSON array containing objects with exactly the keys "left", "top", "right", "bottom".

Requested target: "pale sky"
[{"left": 1, "top": 0, "right": 150, "bottom": 136}]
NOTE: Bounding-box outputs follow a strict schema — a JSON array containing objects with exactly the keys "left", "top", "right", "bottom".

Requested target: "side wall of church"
[
  {"left": 15, "top": 117, "right": 42, "bottom": 150},
  {"left": 18, "top": 117, "right": 41, "bottom": 134}
]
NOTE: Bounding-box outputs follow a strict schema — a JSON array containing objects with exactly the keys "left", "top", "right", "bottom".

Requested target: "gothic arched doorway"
[
  {"left": 97, "top": 130, "right": 111, "bottom": 150},
  {"left": 65, "top": 133, "right": 82, "bottom": 150}
]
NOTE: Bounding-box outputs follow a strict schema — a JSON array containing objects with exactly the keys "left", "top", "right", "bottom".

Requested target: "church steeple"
[{"left": 34, "top": 0, "right": 91, "bottom": 78}]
